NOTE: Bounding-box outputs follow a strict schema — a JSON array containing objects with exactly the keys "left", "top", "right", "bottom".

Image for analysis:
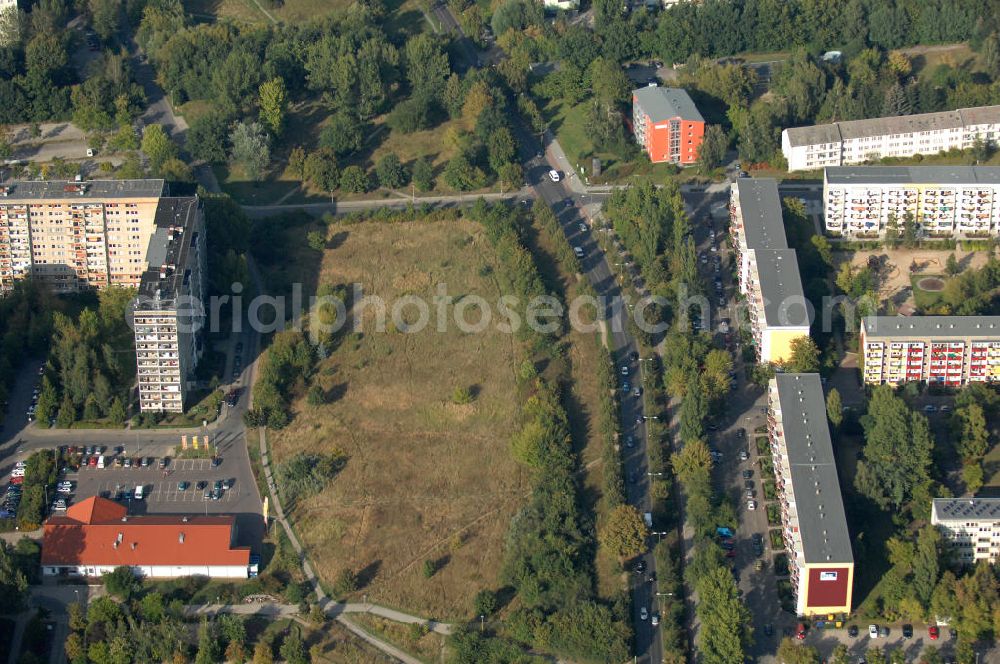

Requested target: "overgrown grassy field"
[{"left": 269, "top": 219, "right": 530, "bottom": 618}]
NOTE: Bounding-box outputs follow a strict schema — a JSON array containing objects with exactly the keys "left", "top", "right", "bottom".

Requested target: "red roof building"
[{"left": 42, "top": 497, "right": 252, "bottom": 579}]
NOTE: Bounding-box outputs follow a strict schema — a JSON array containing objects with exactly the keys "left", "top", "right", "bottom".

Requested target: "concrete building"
[
  {"left": 860, "top": 316, "right": 1000, "bottom": 387},
  {"left": 782, "top": 105, "right": 1000, "bottom": 172},
  {"left": 823, "top": 166, "right": 1000, "bottom": 238},
  {"left": 0, "top": 179, "right": 166, "bottom": 293},
  {"left": 631, "top": 86, "right": 705, "bottom": 165},
  {"left": 542, "top": 0, "right": 579, "bottom": 9},
  {"left": 132, "top": 197, "right": 206, "bottom": 413},
  {"left": 931, "top": 498, "right": 1000, "bottom": 564},
  {"left": 41, "top": 497, "right": 255, "bottom": 578},
  {"left": 729, "top": 178, "right": 811, "bottom": 363},
  {"left": 768, "top": 374, "right": 855, "bottom": 617}
]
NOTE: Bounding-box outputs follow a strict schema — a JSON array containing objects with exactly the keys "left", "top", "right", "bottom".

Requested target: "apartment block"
[
  {"left": 931, "top": 498, "right": 1000, "bottom": 564},
  {"left": 729, "top": 178, "right": 810, "bottom": 363},
  {"left": 768, "top": 374, "right": 854, "bottom": 617},
  {"left": 860, "top": 316, "right": 1000, "bottom": 387},
  {"left": 824, "top": 166, "right": 1000, "bottom": 238},
  {"left": 631, "top": 86, "right": 705, "bottom": 165},
  {"left": 0, "top": 179, "right": 166, "bottom": 293},
  {"left": 133, "top": 197, "right": 206, "bottom": 413},
  {"left": 782, "top": 105, "right": 1000, "bottom": 172}
]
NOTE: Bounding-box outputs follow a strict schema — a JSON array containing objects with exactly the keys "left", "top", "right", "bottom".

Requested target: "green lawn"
[
  {"left": 983, "top": 441, "right": 1000, "bottom": 492},
  {"left": 910, "top": 274, "right": 947, "bottom": 311}
]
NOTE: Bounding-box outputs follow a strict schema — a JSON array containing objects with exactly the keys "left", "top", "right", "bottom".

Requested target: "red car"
[
  {"left": 796, "top": 623, "right": 806, "bottom": 640},
  {"left": 928, "top": 626, "right": 939, "bottom": 640},
  {"left": 88, "top": 456, "right": 98, "bottom": 467},
  {"left": 9, "top": 476, "right": 23, "bottom": 485}
]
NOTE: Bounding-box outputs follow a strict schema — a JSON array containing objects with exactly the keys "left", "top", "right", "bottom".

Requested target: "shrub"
[
  {"left": 451, "top": 386, "right": 474, "bottom": 404},
  {"left": 340, "top": 166, "right": 370, "bottom": 193}
]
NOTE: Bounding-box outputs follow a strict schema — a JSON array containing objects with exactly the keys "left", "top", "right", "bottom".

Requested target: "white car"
[
  {"left": 548, "top": 169, "right": 560, "bottom": 182},
  {"left": 57, "top": 483, "right": 73, "bottom": 494},
  {"left": 578, "top": 222, "right": 587, "bottom": 233},
  {"left": 869, "top": 624, "right": 879, "bottom": 639},
  {"left": 11, "top": 468, "right": 24, "bottom": 478},
  {"left": 639, "top": 607, "right": 648, "bottom": 621},
  {"left": 747, "top": 499, "right": 757, "bottom": 511},
  {"left": 573, "top": 246, "right": 584, "bottom": 258},
  {"left": 651, "top": 613, "right": 660, "bottom": 626},
  {"left": 620, "top": 366, "right": 629, "bottom": 376}
]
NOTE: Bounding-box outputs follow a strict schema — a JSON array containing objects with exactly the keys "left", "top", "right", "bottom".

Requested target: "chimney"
[{"left": 179, "top": 533, "right": 185, "bottom": 544}]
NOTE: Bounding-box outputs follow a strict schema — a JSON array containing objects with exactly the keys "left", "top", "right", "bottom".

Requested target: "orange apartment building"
[
  {"left": 0, "top": 179, "right": 166, "bottom": 293},
  {"left": 860, "top": 316, "right": 1000, "bottom": 387},
  {"left": 631, "top": 85, "right": 705, "bottom": 165}
]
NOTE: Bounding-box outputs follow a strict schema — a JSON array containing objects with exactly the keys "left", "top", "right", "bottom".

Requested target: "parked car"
[
  {"left": 923, "top": 404, "right": 937, "bottom": 413},
  {"left": 746, "top": 499, "right": 757, "bottom": 511},
  {"left": 547, "top": 169, "right": 560, "bottom": 182},
  {"left": 742, "top": 469, "right": 753, "bottom": 479},
  {"left": 928, "top": 626, "right": 939, "bottom": 640},
  {"left": 177, "top": 481, "right": 190, "bottom": 491},
  {"left": 848, "top": 624, "right": 859, "bottom": 638},
  {"left": 796, "top": 623, "right": 806, "bottom": 640},
  {"left": 869, "top": 624, "right": 879, "bottom": 639},
  {"left": 651, "top": 613, "right": 659, "bottom": 626},
  {"left": 639, "top": 607, "right": 648, "bottom": 621},
  {"left": 620, "top": 365, "right": 629, "bottom": 376},
  {"left": 879, "top": 626, "right": 889, "bottom": 638},
  {"left": 902, "top": 624, "right": 912, "bottom": 639},
  {"left": 573, "top": 246, "right": 584, "bottom": 259}
]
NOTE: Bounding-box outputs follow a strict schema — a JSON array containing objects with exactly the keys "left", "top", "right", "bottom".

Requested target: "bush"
[
  {"left": 375, "top": 153, "right": 408, "bottom": 189},
  {"left": 386, "top": 96, "right": 434, "bottom": 134},
  {"left": 340, "top": 166, "right": 369, "bottom": 193},
  {"left": 473, "top": 589, "right": 497, "bottom": 616},
  {"left": 451, "top": 386, "right": 474, "bottom": 404},
  {"left": 276, "top": 451, "right": 347, "bottom": 505},
  {"left": 102, "top": 565, "right": 141, "bottom": 600}
]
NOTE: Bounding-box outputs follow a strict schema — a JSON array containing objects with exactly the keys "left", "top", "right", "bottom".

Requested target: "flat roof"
[
  {"left": 754, "top": 249, "right": 810, "bottom": 327},
  {"left": 826, "top": 166, "right": 1000, "bottom": 186},
  {"left": 733, "top": 178, "right": 787, "bottom": 250},
  {"left": 632, "top": 86, "right": 704, "bottom": 123},
  {"left": 862, "top": 316, "right": 1000, "bottom": 339},
  {"left": 783, "top": 105, "right": 1000, "bottom": 147},
  {"left": 136, "top": 197, "right": 201, "bottom": 305},
  {"left": 773, "top": 374, "right": 854, "bottom": 565},
  {"left": 0, "top": 179, "right": 165, "bottom": 200},
  {"left": 932, "top": 498, "right": 1000, "bottom": 521}
]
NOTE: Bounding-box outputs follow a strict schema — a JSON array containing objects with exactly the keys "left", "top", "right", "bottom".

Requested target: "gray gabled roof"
[
  {"left": 773, "top": 374, "right": 854, "bottom": 565},
  {"left": 784, "top": 105, "right": 1000, "bottom": 148},
  {"left": 733, "top": 178, "right": 787, "bottom": 250},
  {"left": 0, "top": 179, "right": 165, "bottom": 200},
  {"left": 932, "top": 498, "right": 1000, "bottom": 522},
  {"left": 825, "top": 166, "right": 1000, "bottom": 186},
  {"left": 862, "top": 316, "right": 1000, "bottom": 339},
  {"left": 754, "top": 249, "right": 810, "bottom": 328},
  {"left": 632, "top": 86, "right": 704, "bottom": 123}
]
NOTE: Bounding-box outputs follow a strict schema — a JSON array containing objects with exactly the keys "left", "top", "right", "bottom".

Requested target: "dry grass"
[
  {"left": 251, "top": 617, "right": 393, "bottom": 664},
  {"left": 269, "top": 219, "right": 529, "bottom": 619},
  {"left": 349, "top": 614, "right": 447, "bottom": 663}
]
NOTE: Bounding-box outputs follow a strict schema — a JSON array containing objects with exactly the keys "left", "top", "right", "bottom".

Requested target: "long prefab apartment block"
[
  {"left": 768, "top": 374, "right": 854, "bottom": 617},
  {"left": 729, "top": 178, "right": 810, "bottom": 363},
  {"left": 782, "top": 104, "right": 1000, "bottom": 172},
  {"left": 823, "top": 166, "right": 1000, "bottom": 238},
  {"left": 860, "top": 316, "right": 1000, "bottom": 387}
]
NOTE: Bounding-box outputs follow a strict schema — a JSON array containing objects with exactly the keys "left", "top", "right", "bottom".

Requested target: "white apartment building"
[
  {"left": 132, "top": 197, "right": 206, "bottom": 413},
  {"left": 824, "top": 166, "right": 1000, "bottom": 238},
  {"left": 860, "top": 316, "right": 1000, "bottom": 387},
  {"left": 0, "top": 179, "right": 166, "bottom": 292},
  {"left": 768, "top": 374, "right": 854, "bottom": 616},
  {"left": 782, "top": 105, "right": 1000, "bottom": 172},
  {"left": 729, "top": 179, "right": 810, "bottom": 363},
  {"left": 931, "top": 498, "right": 1000, "bottom": 564}
]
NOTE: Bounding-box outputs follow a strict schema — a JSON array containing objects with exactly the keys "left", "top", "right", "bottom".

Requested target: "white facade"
[
  {"left": 823, "top": 167, "right": 1000, "bottom": 238},
  {"left": 542, "top": 0, "right": 579, "bottom": 9},
  {"left": 782, "top": 106, "right": 1000, "bottom": 172},
  {"left": 42, "top": 564, "right": 252, "bottom": 579},
  {"left": 931, "top": 498, "right": 1000, "bottom": 564}
]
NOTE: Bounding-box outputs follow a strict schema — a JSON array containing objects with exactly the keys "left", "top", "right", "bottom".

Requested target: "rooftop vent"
[
  {"left": 179, "top": 533, "right": 185, "bottom": 544},
  {"left": 131, "top": 542, "right": 137, "bottom": 550}
]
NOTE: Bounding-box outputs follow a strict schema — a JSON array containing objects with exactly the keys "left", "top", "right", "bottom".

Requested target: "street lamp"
[
  {"left": 479, "top": 615, "right": 485, "bottom": 632},
  {"left": 647, "top": 472, "right": 665, "bottom": 477},
  {"left": 656, "top": 592, "right": 675, "bottom": 597}
]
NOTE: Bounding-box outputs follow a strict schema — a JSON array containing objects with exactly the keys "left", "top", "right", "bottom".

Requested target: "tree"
[
  {"left": 102, "top": 565, "right": 140, "bottom": 599},
  {"left": 701, "top": 349, "right": 733, "bottom": 400},
  {"left": 339, "top": 165, "right": 369, "bottom": 193},
  {"left": 34, "top": 377, "right": 57, "bottom": 428},
  {"left": 962, "top": 462, "right": 984, "bottom": 494},
  {"left": 786, "top": 336, "right": 820, "bottom": 373},
  {"left": 945, "top": 253, "right": 960, "bottom": 276},
  {"left": 279, "top": 628, "right": 306, "bottom": 664},
  {"left": 306, "top": 231, "right": 326, "bottom": 252},
  {"left": 229, "top": 121, "right": 270, "bottom": 182},
  {"left": 108, "top": 397, "right": 126, "bottom": 425},
  {"left": 141, "top": 124, "right": 177, "bottom": 171},
  {"left": 983, "top": 32, "right": 1000, "bottom": 79},
  {"left": 194, "top": 618, "right": 219, "bottom": 664},
  {"left": 473, "top": 589, "right": 498, "bottom": 616},
  {"left": 697, "top": 565, "right": 751, "bottom": 662},
  {"left": 252, "top": 640, "right": 273, "bottom": 664},
  {"left": 882, "top": 81, "right": 911, "bottom": 117},
  {"left": 826, "top": 388, "right": 843, "bottom": 430},
  {"left": 288, "top": 146, "right": 306, "bottom": 181},
  {"left": 319, "top": 111, "right": 363, "bottom": 157},
  {"left": 598, "top": 504, "right": 649, "bottom": 558},
  {"left": 411, "top": 157, "right": 434, "bottom": 191},
  {"left": 303, "top": 148, "right": 339, "bottom": 192},
  {"left": 589, "top": 56, "right": 629, "bottom": 106},
  {"left": 855, "top": 386, "right": 933, "bottom": 509},
  {"left": 89, "top": 0, "right": 122, "bottom": 43},
  {"left": 912, "top": 525, "right": 941, "bottom": 607},
  {"left": 375, "top": 153, "right": 407, "bottom": 189},
  {"left": 698, "top": 124, "right": 728, "bottom": 173},
  {"left": 404, "top": 34, "right": 450, "bottom": 101},
  {"left": 56, "top": 394, "right": 75, "bottom": 428},
  {"left": 258, "top": 78, "right": 286, "bottom": 137},
  {"left": 0, "top": 540, "right": 28, "bottom": 614},
  {"left": 442, "top": 153, "right": 486, "bottom": 191},
  {"left": 777, "top": 638, "right": 820, "bottom": 664},
  {"left": 953, "top": 404, "right": 990, "bottom": 461},
  {"left": 671, "top": 439, "right": 712, "bottom": 488}
]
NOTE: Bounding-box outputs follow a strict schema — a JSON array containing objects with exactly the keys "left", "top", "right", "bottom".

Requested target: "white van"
[
  {"left": 97, "top": 455, "right": 105, "bottom": 469},
  {"left": 134, "top": 485, "right": 144, "bottom": 500}
]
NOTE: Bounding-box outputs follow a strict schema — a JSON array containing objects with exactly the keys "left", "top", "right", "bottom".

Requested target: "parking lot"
[{"left": 62, "top": 452, "right": 258, "bottom": 516}]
